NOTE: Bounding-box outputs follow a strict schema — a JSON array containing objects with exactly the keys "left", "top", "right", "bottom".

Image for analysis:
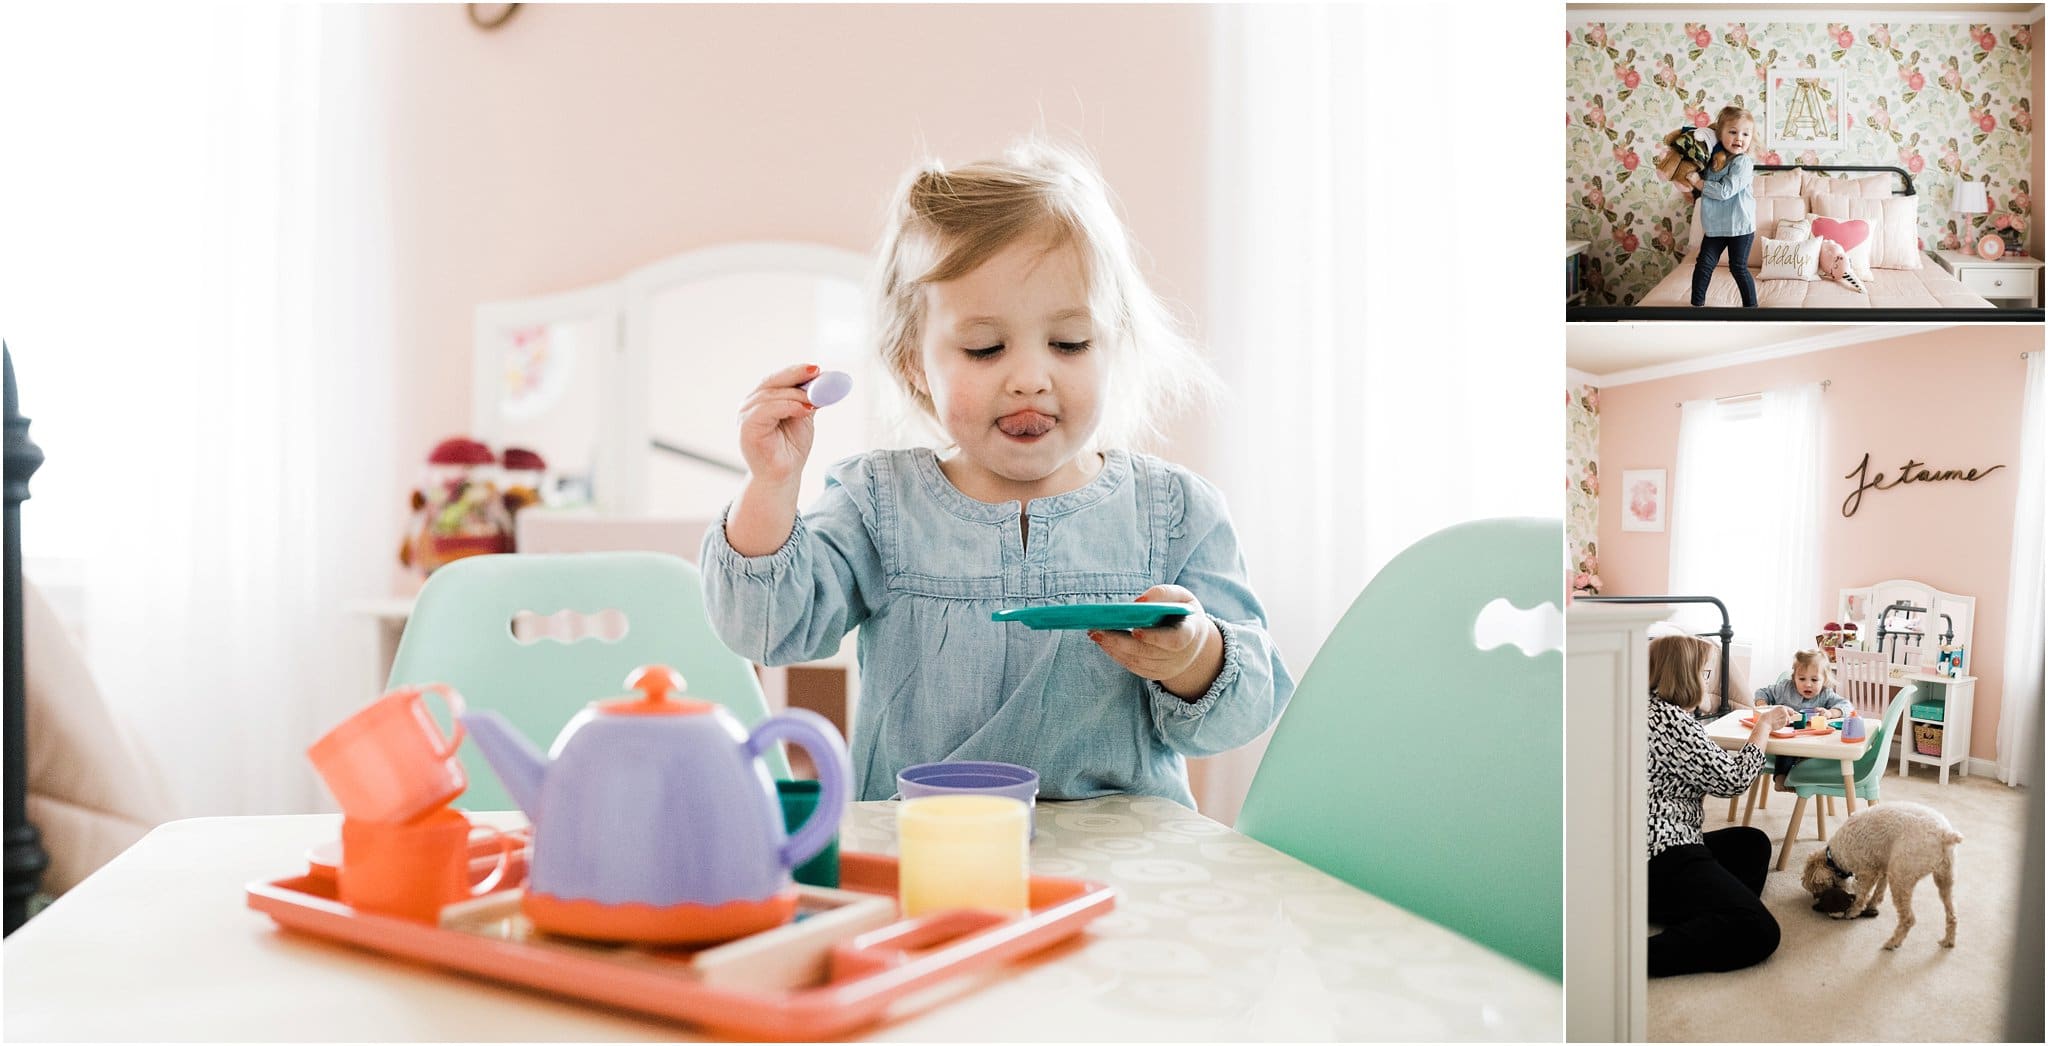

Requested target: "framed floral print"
[{"left": 1621, "top": 469, "right": 1667, "bottom": 532}]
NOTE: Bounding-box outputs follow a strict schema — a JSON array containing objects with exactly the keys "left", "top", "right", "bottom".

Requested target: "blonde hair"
[
  {"left": 1792, "top": 649, "right": 1834, "bottom": 690},
  {"left": 1648, "top": 634, "right": 1710, "bottom": 712},
  {"left": 871, "top": 138, "right": 1217, "bottom": 451},
  {"left": 1710, "top": 105, "right": 1755, "bottom": 171}
]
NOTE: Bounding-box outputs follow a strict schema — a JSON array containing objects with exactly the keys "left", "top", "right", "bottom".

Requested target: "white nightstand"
[{"left": 1930, "top": 248, "right": 2043, "bottom": 308}]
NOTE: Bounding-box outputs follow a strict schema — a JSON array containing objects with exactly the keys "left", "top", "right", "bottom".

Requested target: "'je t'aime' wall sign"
[{"left": 1842, "top": 453, "right": 2006, "bottom": 517}]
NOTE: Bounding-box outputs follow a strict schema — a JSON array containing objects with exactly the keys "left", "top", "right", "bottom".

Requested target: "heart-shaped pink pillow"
[{"left": 1811, "top": 217, "right": 1870, "bottom": 251}]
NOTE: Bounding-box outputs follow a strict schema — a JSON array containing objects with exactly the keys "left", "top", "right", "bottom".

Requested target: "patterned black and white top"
[{"left": 1647, "top": 695, "right": 1765, "bottom": 859}]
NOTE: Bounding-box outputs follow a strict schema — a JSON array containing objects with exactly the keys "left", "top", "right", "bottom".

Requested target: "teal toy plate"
[{"left": 991, "top": 603, "right": 1193, "bottom": 631}]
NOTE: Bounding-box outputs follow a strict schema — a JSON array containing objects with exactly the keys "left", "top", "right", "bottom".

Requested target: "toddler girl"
[
  {"left": 700, "top": 140, "right": 1295, "bottom": 805},
  {"left": 1755, "top": 649, "right": 1851, "bottom": 790},
  {"left": 1688, "top": 105, "right": 1759, "bottom": 308}
]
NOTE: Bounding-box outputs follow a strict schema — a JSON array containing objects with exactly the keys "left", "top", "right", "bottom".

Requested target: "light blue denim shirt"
[
  {"left": 700, "top": 447, "right": 1295, "bottom": 806},
  {"left": 1754, "top": 679, "right": 1850, "bottom": 714},
  {"left": 1696, "top": 153, "right": 1756, "bottom": 237}
]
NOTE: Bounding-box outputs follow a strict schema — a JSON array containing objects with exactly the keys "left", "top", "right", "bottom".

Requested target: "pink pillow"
[
  {"left": 1813, "top": 195, "right": 1922, "bottom": 270},
  {"left": 1811, "top": 216, "right": 1874, "bottom": 282},
  {"left": 1811, "top": 216, "right": 1869, "bottom": 251},
  {"left": 1816, "top": 174, "right": 1893, "bottom": 197},
  {"left": 1754, "top": 169, "right": 1804, "bottom": 198}
]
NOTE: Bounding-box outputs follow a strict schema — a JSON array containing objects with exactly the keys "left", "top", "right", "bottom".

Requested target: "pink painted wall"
[
  {"left": 366, "top": 3, "right": 1212, "bottom": 518},
  {"left": 1596, "top": 327, "right": 2036, "bottom": 761}
]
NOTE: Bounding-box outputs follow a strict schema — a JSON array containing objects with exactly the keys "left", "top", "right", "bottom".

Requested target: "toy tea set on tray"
[
  {"left": 1741, "top": 708, "right": 1868, "bottom": 742},
  {"left": 260, "top": 664, "right": 1113, "bottom": 1040}
]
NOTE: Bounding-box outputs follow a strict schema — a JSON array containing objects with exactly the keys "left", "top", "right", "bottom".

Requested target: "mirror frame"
[
  {"left": 473, "top": 242, "right": 872, "bottom": 515},
  {"left": 617, "top": 242, "right": 873, "bottom": 514},
  {"left": 1838, "top": 577, "right": 1975, "bottom": 671}
]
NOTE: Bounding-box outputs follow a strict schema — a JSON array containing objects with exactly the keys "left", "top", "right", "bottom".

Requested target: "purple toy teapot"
[{"left": 460, "top": 665, "right": 849, "bottom": 944}]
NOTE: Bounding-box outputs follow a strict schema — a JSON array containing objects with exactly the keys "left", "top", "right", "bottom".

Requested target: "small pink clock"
[{"left": 1976, "top": 233, "right": 2006, "bottom": 261}]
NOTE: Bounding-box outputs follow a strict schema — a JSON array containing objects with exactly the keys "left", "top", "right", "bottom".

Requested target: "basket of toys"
[{"left": 1913, "top": 723, "right": 1944, "bottom": 756}]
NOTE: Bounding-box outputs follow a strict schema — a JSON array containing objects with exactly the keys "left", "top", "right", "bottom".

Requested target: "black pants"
[
  {"left": 1690, "top": 233, "right": 1758, "bottom": 307},
  {"left": 1647, "top": 826, "right": 1780, "bottom": 977}
]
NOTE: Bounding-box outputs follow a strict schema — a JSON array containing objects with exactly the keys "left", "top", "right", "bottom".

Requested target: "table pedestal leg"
[
  {"left": 1741, "top": 776, "right": 1761, "bottom": 826},
  {"left": 1842, "top": 764, "right": 1857, "bottom": 815}
]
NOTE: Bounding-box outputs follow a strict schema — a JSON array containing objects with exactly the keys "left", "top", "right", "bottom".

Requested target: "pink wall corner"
[
  {"left": 1596, "top": 327, "right": 2037, "bottom": 762},
  {"left": 366, "top": 3, "right": 1213, "bottom": 498}
]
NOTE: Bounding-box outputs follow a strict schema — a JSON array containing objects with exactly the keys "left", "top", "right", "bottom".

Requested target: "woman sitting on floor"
[{"left": 1645, "top": 633, "right": 1794, "bottom": 976}]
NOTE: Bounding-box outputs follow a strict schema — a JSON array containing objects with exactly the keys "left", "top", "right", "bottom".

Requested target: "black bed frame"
[
  {"left": 4, "top": 345, "right": 48, "bottom": 935},
  {"left": 1568, "top": 163, "right": 2045, "bottom": 322},
  {"left": 1575, "top": 594, "right": 1734, "bottom": 708}
]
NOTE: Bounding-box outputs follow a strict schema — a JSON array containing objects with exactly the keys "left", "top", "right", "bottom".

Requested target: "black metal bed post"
[
  {"left": 4, "top": 345, "right": 48, "bottom": 935},
  {"left": 1575, "top": 595, "right": 1734, "bottom": 707}
]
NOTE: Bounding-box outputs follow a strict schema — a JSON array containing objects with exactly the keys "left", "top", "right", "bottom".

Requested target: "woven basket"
[{"left": 1913, "top": 723, "right": 1944, "bottom": 756}]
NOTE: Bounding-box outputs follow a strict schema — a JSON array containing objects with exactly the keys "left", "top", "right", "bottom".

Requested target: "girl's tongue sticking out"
[{"left": 998, "top": 410, "right": 1055, "bottom": 438}]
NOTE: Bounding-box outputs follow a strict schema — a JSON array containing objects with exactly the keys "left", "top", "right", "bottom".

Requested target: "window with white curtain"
[
  {"left": 1, "top": 5, "right": 397, "bottom": 816},
  {"left": 1667, "top": 384, "right": 1824, "bottom": 685}
]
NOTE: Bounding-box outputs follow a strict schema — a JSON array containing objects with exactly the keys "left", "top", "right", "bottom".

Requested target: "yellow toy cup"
[{"left": 897, "top": 795, "right": 1030, "bottom": 918}]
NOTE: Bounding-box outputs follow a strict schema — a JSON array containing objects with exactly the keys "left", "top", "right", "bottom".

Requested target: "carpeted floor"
[{"left": 1649, "top": 765, "right": 2035, "bottom": 1043}]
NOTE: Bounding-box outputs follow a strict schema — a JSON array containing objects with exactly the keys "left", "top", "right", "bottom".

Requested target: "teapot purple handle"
[{"left": 743, "top": 708, "right": 850, "bottom": 871}]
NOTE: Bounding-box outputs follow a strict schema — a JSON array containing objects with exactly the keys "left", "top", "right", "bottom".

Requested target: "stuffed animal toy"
[
  {"left": 1656, "top": 126, "right": 1719, "bottom": 198},
  {"left": 1812, "top": 883, "right": 1881, "bottom": 917},
  {"left": 1817, "top": 238, "right": 1868, "bottom": 294}
]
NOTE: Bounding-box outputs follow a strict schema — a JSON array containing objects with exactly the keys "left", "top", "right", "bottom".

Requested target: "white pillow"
[
  {"left": 1813, "top": 194, "right": 1923, "bottom": 270},
  {"left": 1774, "top": 217, "right": 1814, "bottom": 242},
  {"left": 1759, "top": 235, "right": 1822, "bottom": 281}
]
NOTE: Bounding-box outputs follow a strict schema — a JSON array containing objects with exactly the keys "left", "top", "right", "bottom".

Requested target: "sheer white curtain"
[
  {"left": 1, "top": 6, "right": 396, "bottom": 815},
  {"left": 1997, "top": 351, "right": 2043, "bottom": 786},
  {"left": 1199, "top": 5, "right": 1557, "bottom": 823},
  {"left": 1667, "top": 384, "right": 1823, "bottom": 684}
]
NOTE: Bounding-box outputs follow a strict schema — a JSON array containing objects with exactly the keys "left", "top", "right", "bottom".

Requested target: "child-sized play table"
[
  {"left": 3, "top": 795, "right": 1560, "bottom": 1041},
  {"left": 1704, "top": 710, "right": 1881, "bottom": 868}
]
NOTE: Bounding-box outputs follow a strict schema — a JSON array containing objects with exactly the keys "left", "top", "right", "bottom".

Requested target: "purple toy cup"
[{"left": 895, "top": 761, "right": 1040, "bottom": 840}]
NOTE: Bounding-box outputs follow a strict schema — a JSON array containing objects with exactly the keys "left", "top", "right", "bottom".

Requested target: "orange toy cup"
[
  {"left": 308, "top": 683, "right": 468, "bottom": 824},
  {"left": 340, "top": 808, "right": 514, "bottom": 922}
]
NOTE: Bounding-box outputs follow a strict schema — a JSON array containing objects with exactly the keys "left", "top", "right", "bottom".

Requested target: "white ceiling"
[{"left": 1565, "top": 323, "right": 1953, "bottom": 385}]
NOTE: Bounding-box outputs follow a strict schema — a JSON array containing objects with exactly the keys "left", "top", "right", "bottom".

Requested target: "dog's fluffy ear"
[{"left": 1800, "top": 851, "right": 1836, "bottom": 896}]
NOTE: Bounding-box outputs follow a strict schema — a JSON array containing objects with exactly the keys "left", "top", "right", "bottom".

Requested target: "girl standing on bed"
[
  {"left": 1687, "top": 105, "right": 1759, "bottom": 308},
  {"left": 699, "top": 139, "right": 1295, "bottom": 805}
]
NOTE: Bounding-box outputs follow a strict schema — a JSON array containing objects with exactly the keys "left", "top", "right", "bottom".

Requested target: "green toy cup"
[{"left": 776, "top": 779, "right": 839, "bottom": 888}]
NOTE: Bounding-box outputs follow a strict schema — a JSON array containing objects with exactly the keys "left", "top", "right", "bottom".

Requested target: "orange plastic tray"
[{"left": 246, "top": 851, "right": 1114, "bottom": 1040}]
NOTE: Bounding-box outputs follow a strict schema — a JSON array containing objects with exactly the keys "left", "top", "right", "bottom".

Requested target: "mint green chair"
[
  {"left": 1236, "top": 518, "right": 1562, "bottom": 980},
  {"left": 386, "top": 552, "right": 787, "bottom": 812},
  {"left": 1775, "top": 685, "right": 1915, "bottom": 871}
]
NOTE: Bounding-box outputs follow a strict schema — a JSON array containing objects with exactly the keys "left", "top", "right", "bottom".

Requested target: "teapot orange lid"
[{"left": 595, "top": 665, "right": 715, "bottom": 716}]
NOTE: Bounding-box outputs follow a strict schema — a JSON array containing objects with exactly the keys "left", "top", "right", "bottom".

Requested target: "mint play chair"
[
  {"left": 1235, "top": 518, "right": 1563, "bottom": 980},
  {"left": 1774, "top": 684, "right": 1916, "bottom": 871},
  {"left": 386, "top": 552, "right": 787, "bottom": 812}
]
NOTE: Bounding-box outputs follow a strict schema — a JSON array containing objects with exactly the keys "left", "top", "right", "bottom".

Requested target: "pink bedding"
[{"left": 1639, "top": 254, "right": 1995, "bottom": 309}]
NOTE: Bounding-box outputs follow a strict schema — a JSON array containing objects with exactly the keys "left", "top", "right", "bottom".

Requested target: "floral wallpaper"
[
  {"left": 1567, "top": 19, "right": 2036, "bottom": 306},
  {"left": 1567, "top": 384, "right": 1601, "bottom": 595}
]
